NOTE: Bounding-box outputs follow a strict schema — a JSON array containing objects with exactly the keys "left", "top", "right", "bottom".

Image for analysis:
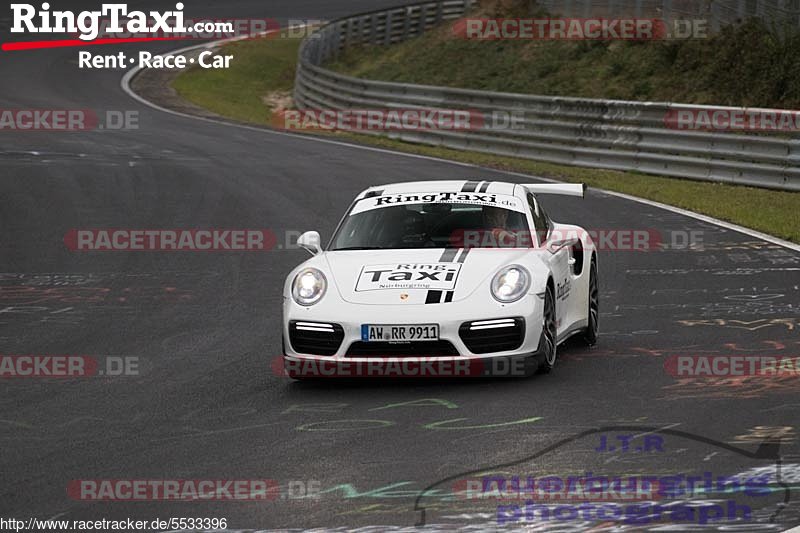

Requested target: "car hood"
[{"left": 323, "top": 248, "right": 543, "bottom": 305}]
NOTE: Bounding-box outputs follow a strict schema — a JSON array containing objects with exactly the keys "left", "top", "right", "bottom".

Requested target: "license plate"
[{"left": 361, "top": 324, "right": 439, "bottom": 342}]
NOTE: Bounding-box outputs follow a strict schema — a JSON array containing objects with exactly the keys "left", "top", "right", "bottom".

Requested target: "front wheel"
[
  {"left": 537, "top": 284, "right": 558, "bottom": 374},
  {"left": 582, "top": 258, "right": 599, "bottom": 346}
]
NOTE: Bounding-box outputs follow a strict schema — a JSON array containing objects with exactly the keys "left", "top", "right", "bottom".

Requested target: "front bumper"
[{"left": 282, "top": 293, "right": 544, "bottom": 364}]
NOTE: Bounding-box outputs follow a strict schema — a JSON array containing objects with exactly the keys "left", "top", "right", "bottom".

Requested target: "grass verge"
[
  {"left": 171, "top": 35, "right": 800, "bottom": 243},
  {"left": 172, "top": 34, "right": 300, "bottom": 124},
  {"left": 329, "top": 16, "right": 800, "bottom": 108}
]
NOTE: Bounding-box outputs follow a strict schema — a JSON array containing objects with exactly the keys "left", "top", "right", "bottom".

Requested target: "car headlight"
[
  {"left": 292, "top": 268, "right": 327, "bottom": 306},
  {"left": 491, "top": 265, "right": 530, "bottom": 303}
]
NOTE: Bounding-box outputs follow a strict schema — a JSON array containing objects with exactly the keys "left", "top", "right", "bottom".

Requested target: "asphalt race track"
[{"left": 1, "top": 1, "right": 799, "bottom": 531}]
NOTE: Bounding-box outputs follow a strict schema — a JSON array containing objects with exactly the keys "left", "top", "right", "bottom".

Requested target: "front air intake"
[
  {"left": 289, "top": 321, "right": 344, "bottom": 356},
  {"left": 459, "top": 317, "right": 525, "bottom": 354}
]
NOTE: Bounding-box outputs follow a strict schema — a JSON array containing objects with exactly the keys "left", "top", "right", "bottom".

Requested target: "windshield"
[{"left": 330, "top": 201, "right": 532, "bottom": 250}]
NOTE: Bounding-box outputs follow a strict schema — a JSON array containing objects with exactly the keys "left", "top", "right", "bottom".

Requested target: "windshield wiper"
[{"left": 331, "top": 246, "right": 383, "bottom": 251}]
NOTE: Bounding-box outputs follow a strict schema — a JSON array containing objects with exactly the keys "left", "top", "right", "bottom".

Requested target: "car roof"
[{"left": 357, "top": 180, "right": 518, "bottom": 199}]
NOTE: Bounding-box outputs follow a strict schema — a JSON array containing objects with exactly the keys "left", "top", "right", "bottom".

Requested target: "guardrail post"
[
  {"left": 403, "top": 7, "right": 413, "bottom": 40},
  {"left": 331, "top": 24, "right": 341, "bottom": 59},
  {"left": 738, "top": 0, "right": 747, "bottom": 19},
  {"left": 315, "top": 34, "right": 324, "bottom": 65},
  {"left": 357, "top": 15, "right": 365, "bottom": 45},
  {"left": 385, "top": 11, "right": 394, "bottom": 45},
  {"left": 323, "top": 29, "right": 333, "bottom": 63},
  {"left": 419, "top": 4, "right": 428, "bottom": 34},
  {"left": 436, "top": 1, "right": 444, "bottom": 24},
  {"left": 346, "top": 18, "right": 354, "bottom": 47},
  {"left": 370, "top": 13, "right": 378, "bottom": 43}
]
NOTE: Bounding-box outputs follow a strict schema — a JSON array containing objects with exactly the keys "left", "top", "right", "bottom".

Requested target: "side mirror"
[
  {"left": 546, "top": 236, "right": 579, "bottom": 254},
  {"left": 297, "top": 231, "right": 322, "bottom": 256}
]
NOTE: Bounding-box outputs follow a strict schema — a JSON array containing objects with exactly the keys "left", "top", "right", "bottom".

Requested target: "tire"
[
  {"left": 537, "top": 284, "right": 558, "bottom": 374},
  {"left": 582, "top": 257, "right": 599, "bottom": 346}
]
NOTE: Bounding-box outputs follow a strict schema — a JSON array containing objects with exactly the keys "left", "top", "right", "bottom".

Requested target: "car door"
[{"left": 527, "top": 193, "right": 571, "bottom": 336}]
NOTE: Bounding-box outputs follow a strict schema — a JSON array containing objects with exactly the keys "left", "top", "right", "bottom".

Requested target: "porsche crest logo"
[{"left": 400, "top": 293, "right": 409, "bottom": 301}]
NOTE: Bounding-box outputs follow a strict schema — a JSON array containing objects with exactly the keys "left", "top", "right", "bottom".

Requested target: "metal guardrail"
[
  {"left": 294, "top": 0, "right": 800, "bottom": 191},
  {"left": 537, "top": 0, "right": 800, "bottom": 31}
]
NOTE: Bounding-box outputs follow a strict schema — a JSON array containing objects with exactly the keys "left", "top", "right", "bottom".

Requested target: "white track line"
[{"left": 120, "top": 33, "right": 800, "bottom": 254}]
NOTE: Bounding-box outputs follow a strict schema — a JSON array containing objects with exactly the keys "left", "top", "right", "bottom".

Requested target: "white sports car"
[{"left": 282, "top": 180, "right": 598, "bottom": 378}]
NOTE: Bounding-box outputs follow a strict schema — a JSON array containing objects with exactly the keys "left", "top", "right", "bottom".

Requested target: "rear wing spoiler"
[{"left": 523, "top": 183, "right": 586, "bottom": 198}]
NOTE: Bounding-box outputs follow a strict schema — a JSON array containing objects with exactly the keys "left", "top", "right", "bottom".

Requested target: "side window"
[{"left": 527, "top": 193, "right": 549, "bottom": 245}]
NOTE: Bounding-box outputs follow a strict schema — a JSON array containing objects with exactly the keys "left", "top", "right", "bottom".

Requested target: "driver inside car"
[{"left": 482, "top": 206, "right": 518, "bottom": 247}]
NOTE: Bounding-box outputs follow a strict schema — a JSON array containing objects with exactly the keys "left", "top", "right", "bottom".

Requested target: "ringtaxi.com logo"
[
  {"left": 10, "top": 3, "right": 188, "bottom": 42},
  {"left": 8, "top": 4, "right": 323, "bottom": 43},
  {"left": 0, "top": 109, "right": 138, "bottom": 131}
]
